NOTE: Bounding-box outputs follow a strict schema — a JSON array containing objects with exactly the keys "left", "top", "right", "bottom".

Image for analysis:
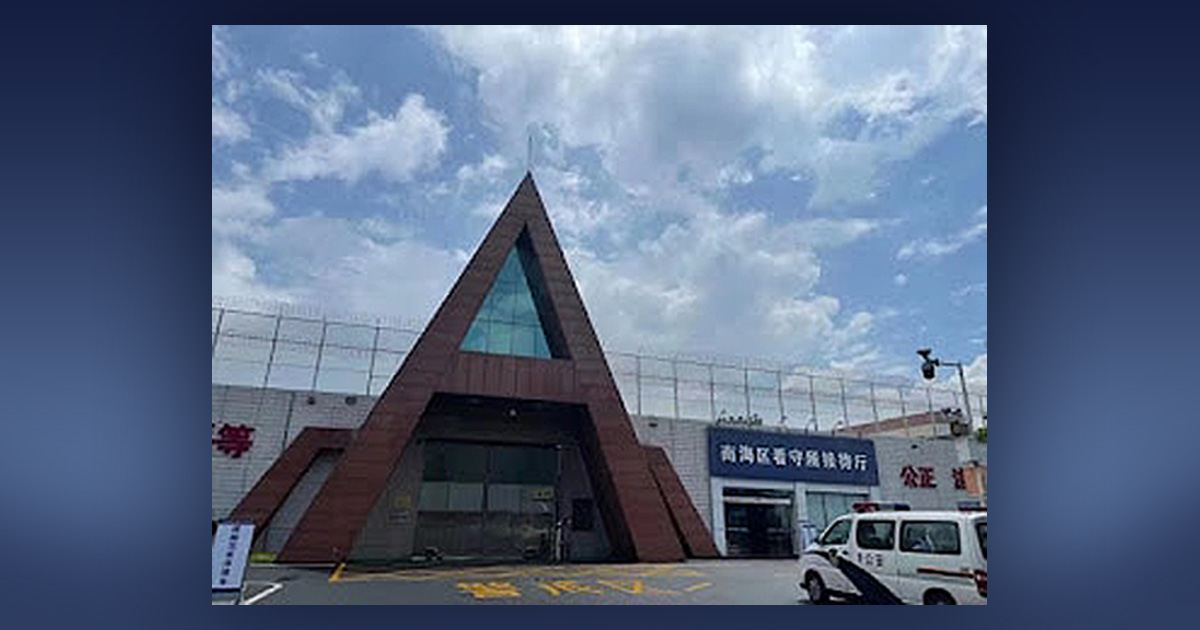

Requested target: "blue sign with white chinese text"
[{"left": 708, "top": 427, "right": 879, "bottom": 486}]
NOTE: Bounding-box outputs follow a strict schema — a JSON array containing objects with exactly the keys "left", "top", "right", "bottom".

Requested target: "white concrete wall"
[
  {"left": 629, "top": 414, "right": 712, "bottom": 532},
  {"left": 872, "top": 436, "right": 980, "bottom": 510},
  {"left": 211, "top": 385, "right": 375, "bottom": 521}
]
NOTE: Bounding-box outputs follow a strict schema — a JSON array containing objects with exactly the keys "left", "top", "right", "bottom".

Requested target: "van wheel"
[
  {"left": 805, "top": 573, "right": 829, "bottom": 604},
  {"left": 925, "top": 590, "right": 955, "bottom": 605}
]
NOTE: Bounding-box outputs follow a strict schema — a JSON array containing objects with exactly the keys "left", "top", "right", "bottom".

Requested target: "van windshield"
[{"left": 976, "top": 521, "right": 987, "bottom": 559}]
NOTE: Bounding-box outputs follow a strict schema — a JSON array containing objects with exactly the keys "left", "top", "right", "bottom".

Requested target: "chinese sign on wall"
[
  {"left": 900, "top": 466, "right": 970, "bottom": 490},
  {"left": 212, "top": 423, "right": 255, "bottom": 458},
  {"left": 708, "top": 427, "right": 879, "bottom": 486}
]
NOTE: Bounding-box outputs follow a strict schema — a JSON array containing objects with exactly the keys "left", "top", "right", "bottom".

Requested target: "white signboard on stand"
[{"left": 212, "top": 521, "right": 255, "bottom": 602}]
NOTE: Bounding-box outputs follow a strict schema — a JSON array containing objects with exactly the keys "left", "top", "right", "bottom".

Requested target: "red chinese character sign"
[
  {"left": 900, "top": 465, "right": 937, "bottom": 489},
  {"left": 213, "top": 423, "right": 255, "bottom": 458},
  {"left": 952, "top": 468, "right": 967, "bottom": 490}
]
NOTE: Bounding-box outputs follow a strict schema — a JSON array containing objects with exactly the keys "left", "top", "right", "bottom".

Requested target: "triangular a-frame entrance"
[{"left": 277, "top": 174, "right": 685, "bottom": 563}]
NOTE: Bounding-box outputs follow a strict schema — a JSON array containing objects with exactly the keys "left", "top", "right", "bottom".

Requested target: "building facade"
[
  {"left": 211, "top": 174, "right": 987, "bottom": 564},
  {"left": 213, "top": 384, "right": 988, "bottom": 560}
]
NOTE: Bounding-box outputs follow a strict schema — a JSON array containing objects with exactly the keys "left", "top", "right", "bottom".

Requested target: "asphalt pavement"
[{"left": 237, "top": 558, "right": 818, "bottom": 605}]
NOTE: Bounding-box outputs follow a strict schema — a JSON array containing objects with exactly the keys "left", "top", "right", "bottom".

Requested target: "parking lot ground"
[
  {"left": 241, "top": 558, "right": 817, "bottom": 605},
  {"left": 211, "top": 580, "right": 282, "bottom": 605}
]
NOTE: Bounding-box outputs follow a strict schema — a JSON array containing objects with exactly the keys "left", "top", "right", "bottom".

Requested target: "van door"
[
  {"left": 852, "top": 517, "right": 900, "bottom": 599},
  {"left": 896, "top": 518, "right": 977, "bottom": 604},
  {"left": 812, "top": 517, "right": 855, "bottom": 594}
]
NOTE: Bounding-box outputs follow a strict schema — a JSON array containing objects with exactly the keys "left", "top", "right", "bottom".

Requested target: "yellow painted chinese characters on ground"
[
  {"left": 596, "top": 579, "right": 678, "bottom": 595},
  {"left": 456, "top": 581, "right": 522, "bottom": 599},
  {"left": 536, "top": 580, "right": 605, "bottom": 596}
]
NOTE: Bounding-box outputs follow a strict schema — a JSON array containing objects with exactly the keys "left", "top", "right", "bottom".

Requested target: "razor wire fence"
[{"left": 212, "top": 303, "right": 987, "bottom": 433}]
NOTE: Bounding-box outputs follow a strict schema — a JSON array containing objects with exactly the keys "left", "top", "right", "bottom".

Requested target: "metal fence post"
[
  {"left": 899, "top": 386, "right": 910, "bottom": 438},
  {"left": 743, "top": 367, "right": 751, "bottom": 417},
  {"left": 262, "top": 314, "right": 283, "bottom": 389},
  {"left": 708, "top": 364, "right": 715, "bottom": 421},
  {"left": 635, "top": 355, "right": 642, "bottom": 417},
  {"left": 672, "top": 359, "right": 679, "bottom": 420},
  {"left": 808, "top": 374, "right": 817, "bottom": 431},
  {"left": 311, "top": 318, "right": 327, "bottom": 392},
  {"left": 839, "top": 377, "right": 849, "bottom": 429},
  {"left": 869, "top": 382, "right": 879, "bottom": 423},
  {"left": 776, "top": 371, "right": 785, "bottom": 426},
  {"left": 366, "top": 323, "right": 381, "bottom": 395},
  {"left": 211, "top": 307, "right": 225, "bottom": 360}
]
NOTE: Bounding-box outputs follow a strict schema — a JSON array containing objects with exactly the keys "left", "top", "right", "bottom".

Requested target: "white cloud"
[
  {"left": 212, "top": 241, "right": 292, "bottom": 303},
  {"left": 212, "top": 184, "right": 273, "bottom": 236},
  {"left": 212, "top": 27, "right": 249, "bottom": 144},
  {"left": 456, "top": 153, "right": 511, "bottom": 186},
  {"left": 897, "top": 217, "right": 987, "bottom": 261},
  {"left": 212, "top": 102, "right": 250, "bottom": 143},
  {"left": 964, "top": 352, "right": 987, "bottom": 391},
  {"left": 219, "top": 215, "right": 464, "bottom": 322},
  {"left": 212, "top": 26, "right": 234, "bottom": 79},
  {"left": 257, "top": 68, "right": 361, "bottom": 134},
  {"left": 429, "top": 25, "right": 987, "bottom": 208},
  {"left": 894, "top": 273, "right": 908, "bottom": 286},
  {"left": 952, "top": 281, "right": 987, "bottom": 300},
  {"left": 262, "top": 94, "right": 449, "bottom": 184},
  {"left": 561, "top": 197, "right": 884, "bottom": 364}
]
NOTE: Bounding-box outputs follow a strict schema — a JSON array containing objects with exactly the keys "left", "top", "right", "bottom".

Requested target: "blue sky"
[{"left": 212, "top": 25, "right": 987, "bottom": 391}]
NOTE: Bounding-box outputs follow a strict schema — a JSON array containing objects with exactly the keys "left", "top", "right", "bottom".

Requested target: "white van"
[{"left": 798, "top": 506, "right": 987, "bottom": 605}]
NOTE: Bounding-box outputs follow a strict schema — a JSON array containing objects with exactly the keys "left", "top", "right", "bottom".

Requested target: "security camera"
[
  {"left": 921, "top": 360, "right": 937, "bottom": 380},
  {"left": 917, "top": 348, "right": 939, "bottom": 380}
]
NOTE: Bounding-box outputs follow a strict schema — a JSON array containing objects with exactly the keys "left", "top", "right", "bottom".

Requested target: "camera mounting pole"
[{"left": 916, "top": 349, "right": 975, "bottom": 429}]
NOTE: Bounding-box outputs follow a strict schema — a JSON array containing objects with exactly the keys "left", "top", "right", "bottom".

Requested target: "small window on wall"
[
  {"left": 901, "top": 521, "right": 961, "bottom": 554},
  {"left": 856, "top": 520, "right": 896, "bottom": 550},
  {"left": 571, "top": 498, "right": 594, "bottom": 531}
]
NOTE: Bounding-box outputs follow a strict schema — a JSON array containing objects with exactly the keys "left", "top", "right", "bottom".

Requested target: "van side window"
[
  {"left": 820, "top": 519, "right": 851, "bottom": 545},
  {"left": 900, "top": 521, "right": 961, "bottom": 554},
  {"left": 855, "top": 520, "right": 896, "bottom": 550}
]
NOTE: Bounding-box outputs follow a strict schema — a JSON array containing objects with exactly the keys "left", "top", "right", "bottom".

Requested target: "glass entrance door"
[
  {"left": 724, "top": 502, "right": 795, "bottom": 557},
  {"left": 415, "top": 441, "right": 558, "bottom": 560},
  {"left": 722, "top": 488, "right": 796, "bottom": 558}
]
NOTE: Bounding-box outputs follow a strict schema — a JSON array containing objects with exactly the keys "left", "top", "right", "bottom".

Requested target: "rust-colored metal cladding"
[
  {"left": 228, "top": 427, "right": 353, "bottom": 533},
  {"left": 643, "top": 446, "right": 721, "bottom": 559},
  {"left": 276, "top": 174, "right": 686, "bottom": 564}
]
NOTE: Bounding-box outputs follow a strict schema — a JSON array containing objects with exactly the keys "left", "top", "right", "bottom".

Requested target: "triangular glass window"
[{"left": 460, "top": 236, "right": 563, "bottom": 359}]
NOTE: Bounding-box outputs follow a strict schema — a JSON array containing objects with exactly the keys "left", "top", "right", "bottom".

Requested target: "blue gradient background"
[{"left": 2, "top": 6, "right": 1197, "bottom": 629}]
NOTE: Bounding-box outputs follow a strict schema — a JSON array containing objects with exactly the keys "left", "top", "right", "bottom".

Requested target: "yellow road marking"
[
  {"left": 335, "top": 563, "right": 707, "bottom": 584},
  {"left": 536, "top": 580, "right": 605, "bottom": 596},
  {"left": 670, "top": 569, "right": 707, "bottom": 577},
  {"left": 596, "top": 579, "right": 678, "bottom": 596},
  {"left": 456, "top": 581, "right": 522, "bottom": 599},
  {"left": 684, "top": 581, "right": 714, "bottom": 592}
]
